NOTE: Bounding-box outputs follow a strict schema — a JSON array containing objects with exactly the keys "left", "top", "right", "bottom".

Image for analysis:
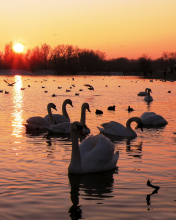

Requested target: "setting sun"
[{"left": 13, "top": 43, "right": 24, "bottom": 53}]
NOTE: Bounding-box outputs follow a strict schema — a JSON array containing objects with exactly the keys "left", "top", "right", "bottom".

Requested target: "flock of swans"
[{"left": 23, "top": 85, "right": 168, "bottom": 174}]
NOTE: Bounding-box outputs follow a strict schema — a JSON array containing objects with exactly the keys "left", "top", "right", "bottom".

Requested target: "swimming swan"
[
  {"left": 140, "top": 112, "right": 168, "bottom": 127},
  {"left": 68, "top": 121, "right": 119, "bottom": 173},
  {"left": 24, "top": 103, "right": 57, "bottom": 130},
  {"left": 144, "top": 88, "right": 153, "bottom": 102},
  {"left": 44, "top": 99, "right": 73, "bottom": 124},
  {"left": 137, "top": 88, "right": 149, "bottom": 96},
  {"left": 97, "top": 117, "right": 143, "bottom": 138},
  {"left": 46, "top": 103, "right": 91, "bottom": 134}
]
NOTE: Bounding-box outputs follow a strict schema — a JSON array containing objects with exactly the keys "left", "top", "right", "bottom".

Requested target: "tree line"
[{"left": 0, "top": 41, "right": 176, "bottom": 75}]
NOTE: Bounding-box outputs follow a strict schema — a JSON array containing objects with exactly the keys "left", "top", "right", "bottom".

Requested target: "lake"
[{"left": 0, "top": 72, "right": 176, "bottom": 219}]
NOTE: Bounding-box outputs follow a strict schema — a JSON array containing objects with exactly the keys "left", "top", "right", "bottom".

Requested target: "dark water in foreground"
[{"left": 0, "top": 73, "right": 176, "bottom": 219}]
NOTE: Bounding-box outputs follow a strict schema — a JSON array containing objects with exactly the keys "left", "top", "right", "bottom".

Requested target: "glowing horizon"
[{"left": 1, "top": 0, "right": 176, "bottom": 59}]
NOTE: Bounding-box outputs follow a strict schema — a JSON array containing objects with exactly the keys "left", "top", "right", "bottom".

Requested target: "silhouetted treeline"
[{"left": 0, "top": 42, "right": 176, "bottom": 75}]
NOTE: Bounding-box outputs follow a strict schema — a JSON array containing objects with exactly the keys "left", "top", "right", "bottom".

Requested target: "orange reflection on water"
[{"left": 11, "top": 75, "right": 24, "bottom": 137}]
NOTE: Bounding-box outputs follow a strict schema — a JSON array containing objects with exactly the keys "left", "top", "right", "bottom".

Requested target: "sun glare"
[{"left": 13, "top": 43, "right": 24, "bottom": 53}]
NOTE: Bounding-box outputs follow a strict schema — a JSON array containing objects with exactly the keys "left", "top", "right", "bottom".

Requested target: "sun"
[{"left": 13, "top": 43, "right": 24, "bottom": 53}]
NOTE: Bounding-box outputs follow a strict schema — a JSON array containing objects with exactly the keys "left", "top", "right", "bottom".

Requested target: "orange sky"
[{"left": 1, "top": 0, "right": 176, "bottom": 59}]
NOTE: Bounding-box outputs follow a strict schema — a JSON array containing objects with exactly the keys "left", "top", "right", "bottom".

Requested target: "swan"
[
  {"left": 97, "top": 117, "right": 143, "bottom": 138},
  {"left": 140, "top": 112, "right": 168, "bottom": 127},
  {"left": 46, "top": 103, "right": 91, "bottom": 134},
  {"left": 24, "top": 103, "right": 57, "bottom": 130},
  {"left": 44, "top": 99, "right": 73, "bottom": 124},
  {"left": 68, "top": 121, "right": 119, "bottom": 173},
  {"left": 144, "top": 88, "right": 153, "bottom": 102},
  {"left": 137, "top": 88, "right": 149, "bottom": 96}
]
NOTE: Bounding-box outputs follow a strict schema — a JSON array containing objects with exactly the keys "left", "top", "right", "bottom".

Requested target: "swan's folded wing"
[
  {"left": 101, "top": 121, "right": 127, "bottom": 136},
  {"left": 26, "top": 116, "right": 50, "bottom": 127},
  {"left": 46, "top": 122, "right": 71, "bottom": 133},
  {"left": 79, "top": 134, "right": 100, "bottom": 159},
  {"left": 44, "top": 114, "right": 70, "bottom": 124},
  {"left": 81, "top": 134, "right": 117, "bottom": 172}
]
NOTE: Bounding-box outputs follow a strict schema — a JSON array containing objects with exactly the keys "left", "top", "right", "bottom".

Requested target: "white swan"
[
  {"left": 97, "top": 117, "right": 143, "bottom": 138},
  {"left": 68, "top": 121, "right": 119, "bottom": 173},
  {"left": 46, "top": 103, "right": 91, "bottom": 134},
  {"left": 144, "top": 88, "right": 153, "bottom": 102},
  {"left": 140, "top": 112, "right": 168, "bottom": 127},
  {"left": 137, "top": 88, "right": 149, "bottom": 96},
  {"left": 24, "top": 103, "right": 57, "bottom": 130},
  {"left": 44, "top": 99, "right": 73, "bottom": 124}
]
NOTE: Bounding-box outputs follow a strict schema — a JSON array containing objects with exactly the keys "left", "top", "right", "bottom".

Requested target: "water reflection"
[
  {"left": 68, "top": 170, "right": 116, "bottom": 219},
  {"left": 146, "top": 180, "right": 160, "bottom": 211},
  {"left": 11, "top": 75, "right": 24, "bottom": 137},
  {"left": 126, "top": 139, "right": 143, "bottom": 158}
]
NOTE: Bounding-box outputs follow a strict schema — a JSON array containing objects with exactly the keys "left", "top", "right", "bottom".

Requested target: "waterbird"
[
  {"left": 68, "top": 121, "right": 119, "bottom": 173},
  {"left": 84, "top": 84, "right": 94, "bottom": 91},
  {"left": 44, "top": 99, "right": 73, "bottom": 124},
  {"left": 139, "top": 112, "right": 168, "bottom": 127},
  {"left": 128, "top": 106, "right": 134, "bottom": 112},
  {"left": 97, "top": 117, "right": 143, "bottom": 138},
  {"left": 95, "top": 109, "right": 103, "bottom": 114},
  {"left": 4, "top": 79, "right": 17, "bottom": 86},
  {"left": 108, "top": 105, "right": 115, "bottom": 111},
  {"left": 24, "top": 103, "right": 57, "bottom": 131}
]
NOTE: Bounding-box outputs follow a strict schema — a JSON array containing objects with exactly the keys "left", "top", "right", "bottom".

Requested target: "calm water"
[{"left": 0, "top": 72, "right": 176, "bottom": 220}]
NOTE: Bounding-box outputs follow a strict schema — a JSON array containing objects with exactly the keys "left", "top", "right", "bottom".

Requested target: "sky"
[{"left": 1, "top": 0, "right": 176, "bottom": 60}]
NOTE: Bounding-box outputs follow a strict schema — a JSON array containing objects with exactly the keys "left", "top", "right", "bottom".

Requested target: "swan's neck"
[
  {"left": 47, "top": 106, "right": 55, "bottom": 125},
  {"left": 62, "top": 101, "right": 69, "bottom": 119},
  {"left": 126, "top": 117, "right": 139, "bottom": 136},
  {"left": 69, "top": 131, "right": 82, "bottom": 173},
  {"left": 80, "top": 106, "right": 86, "bottom": 125},
  {"left": 147, "top": 90, "right": 151, "bottom": 97}
]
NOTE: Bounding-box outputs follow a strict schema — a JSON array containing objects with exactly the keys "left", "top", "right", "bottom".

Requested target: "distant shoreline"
[{"left": 0, "top": 69, "right": 175, "bottom": 81}]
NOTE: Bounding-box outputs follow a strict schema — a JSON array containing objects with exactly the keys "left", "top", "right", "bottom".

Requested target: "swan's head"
[
  {"left": 48, "top": 103, "right": 57, "bottom": 111},
  {"left": 82, "top": 103, "right": 91, "bottom": 112},
  {"left": 71, "top": 121, "right": 85, "bottom": 136},
  {"left": 65, "top": 99, "right": 73, "bottom": 107}
]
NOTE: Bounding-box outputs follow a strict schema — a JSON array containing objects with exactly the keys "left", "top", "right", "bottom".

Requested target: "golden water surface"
[{"left": 0, "top": 73, "right": 176, "bottom": 220}]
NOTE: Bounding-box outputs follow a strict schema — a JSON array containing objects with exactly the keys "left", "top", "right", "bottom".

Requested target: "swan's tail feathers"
[
  {"left": 97, "top": 126, "right": 104, "bottom": 133},
  {"left": 113, "top": 151, "right": 119, "bottom": 165}
]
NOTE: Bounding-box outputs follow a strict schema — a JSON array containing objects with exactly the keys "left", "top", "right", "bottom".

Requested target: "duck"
[
  {"left": 108, "top": 105, "right": 115, "bottom": 111},
  {"left": 128, "top": 106, "right": 134, "bottom": 112},
  {"left": 137, "top": 88, "right": 149, "bottom": 96},
  {"left": 96, "top": 109, "right": 103, "bottom": 114},
  {"left": 140, "top": 112, "right": 168, "bottom": 127},
  {"left": 24, "top": 103, "right": 57, "bottom": 131},
  {"left": 68, "top": 121, "right": 119, "bottom": 173},
  {"left": 97, "top": 117, "right": 143, "bottom": 138},
  {"left": 44, "top": 99, "right": 73, "bottom": 124},
  {"left": 46, "top": 103, "right": 91, "bottom": 134},
  {"left": 144, "top": 88, "right": 153, "bottom": 102}
]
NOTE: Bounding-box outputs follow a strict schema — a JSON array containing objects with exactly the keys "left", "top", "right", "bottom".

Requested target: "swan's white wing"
[
  {"left": 140, "top": 112, "right": 156, "bottom": 120},
  {"left": 46, "top": 122, "right": 71, "bottom": 133},
  {"left": 141, "top": 113, "right": 168, "bottom": 126},
  {"left": 101, "top": 121, "right": 128, "bottom": 136},
  {"left": 26, "top": 116, "right": 50, "bottom": 127},
  {"left": 44, "top": 114, "right": 70, "bottom": 124},
  {"left": 79, "top": 134, "right": 100, "bottom": 159},
  {"left": 137, "top": 91, "right": 147, "bottom": 96},
  {"left": 80, "top": 134, "right": 118, "bottom": 173}
]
